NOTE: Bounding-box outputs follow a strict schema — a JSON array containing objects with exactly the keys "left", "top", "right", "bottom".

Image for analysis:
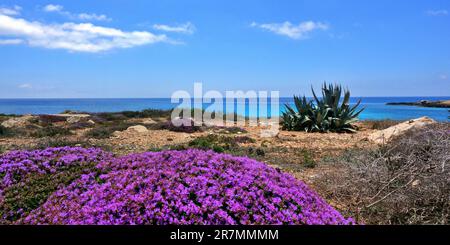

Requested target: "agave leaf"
[{"left": 283, "top": 82, "right": 363, "bottom": 133}]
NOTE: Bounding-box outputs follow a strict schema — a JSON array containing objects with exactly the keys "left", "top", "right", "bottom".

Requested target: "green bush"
[
  {"left": 188, "top": 134, "right": 252, "bottom": 153},
  {"left": 93, "top": 109, "right": 171, "bottom": 121},
  {"left": 0, "top": 125, "right": 7, "bottom": 136},
  {"left": 86, "top": 122, "right": 134, "bottom": 139},
  {"left": 301, "top": 150, "right": 316, "bottom": 168},
  {"left": 30, "top": 126, "right": 72, "bottom": 138},
  {"left": 282, "top": 83, "right": 364, "bottom": 133},
  {"left": 34, "top": 137, "right": 111, "bottom": 151}
]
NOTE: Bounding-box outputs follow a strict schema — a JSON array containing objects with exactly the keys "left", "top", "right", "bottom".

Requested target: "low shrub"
[
  {"left": 121, "top": 109, "right": 171, "bottom": 119},
  {"left": 188, "top": 134, "right": 246, "bottom": 153},
  {"left": 21, "top": 149, "right": 353, "bottom": 224},
  {"left": 30, "top": 126, "right": 72, "bottom": 138},
  {"left": 0, "top": 114, "right": 18, "bottom": 117},
  {"left": 37, "top": 115, "right": 67, "bottom": 126},
  {"left": 300, "top": 150, "right": 316, "bottom": 168},
  {"left": 0, "top": 126, "right": 8, "bottom": 137},
  {"left": 315, "top": 124, "right": 450, "bottom": 224},
  {"left": 34, "top": 137, "right": 111, "bottom": 152},
  {"left": 86, "top": 122, "right": 134, "bottom": 139},
  {"left": 94, "top": 112, "right": 128, "bottom": 122},
  {"left": 228, "top": 126, "right": 247, "bottom": 133},
  {"left": 248, "top": 147, "right": 265, "bottom": 156},
  {"left": 364, "top": 120, "right": 400, "bottom": 130},
  {"left": 91, "top": 109, "right": 171, "bottom": 122},
  {"left": 162, "top": 119, "right": 204, "bottom": 133}
]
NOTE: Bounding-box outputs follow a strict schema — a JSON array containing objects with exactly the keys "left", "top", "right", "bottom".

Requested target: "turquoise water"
[{"left": 0, "top": 97, "right": 448, "bottom": 121}]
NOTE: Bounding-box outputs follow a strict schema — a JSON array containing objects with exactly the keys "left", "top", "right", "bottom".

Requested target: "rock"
[
  {"left": 126, "top": 125, "right": 148, "bottom": 133},
  {"left": 260, "top": 129, "right": 279, "bottom": 138},
  {"left": 112, "top": 131, "right": 122, "bottom": 137},
  {"left": 142, "top": 118, "right": 156, "bottom": 125},
  {"left": 1, "top": 115, "right": 36, "bottom": 128},
  {"left": 66, "top": 116, "right": 82, "bottom": 124},
  {"left": 87, "top": 120, "right": 96, "bottom": 125},
  {"left": 368, "top": 116, "right": 436, "bottom": 144},
  {"left": 412, "top": 179, "right": 420, "bottom": 187},
  {"left": 171, "top": 117, "right": 198, "bottom": 126}
]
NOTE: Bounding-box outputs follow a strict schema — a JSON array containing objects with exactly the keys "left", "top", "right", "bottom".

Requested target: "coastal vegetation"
[
  {"left": 282, "top": 83, "right": 364, "bottom": 132},
  {"left": 1, "top": 148, "right": 352, "bottom": 225},
  {"left": 315, "top": 123, "right": 449, "bottom": 224},
  {"left": 0, "top": 106, "right": 448, "bottom": 225}
]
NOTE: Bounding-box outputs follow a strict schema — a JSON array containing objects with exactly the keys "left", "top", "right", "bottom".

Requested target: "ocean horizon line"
[{"left": 0, "top": 96, "right": 449, "bottom": 100}]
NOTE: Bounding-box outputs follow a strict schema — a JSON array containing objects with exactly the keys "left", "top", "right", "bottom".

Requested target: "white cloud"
[
  {"left": 426, "top": 9, "right": 448, "bottom": 16},
  {"left": 0, "top": 5, "right": 21, "bottom": 16},
  {"left": 18, "top": 83, "right": 33, "bottom": 89},
  {"left": 152, "top": 22, "right": 195, "bottom": 34},
  {"left": 251, "top": 21, "right": 329, "bottom": 40},
  {"left": 0, "top": 13, "right": 170, "bottom": 52},
  {"left": 77, "top": 13, "right": 110, "bottom": 22},
  {"left": 43, "top": 4, "right": 63, "bottom": 13},
  {"left": 43, "top": 4, "right": 112, "bottom": 22},
  {"left": 0, "top": 38, "right": 23, "bottom": 45}
]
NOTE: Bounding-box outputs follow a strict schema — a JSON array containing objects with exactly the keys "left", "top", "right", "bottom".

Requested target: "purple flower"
[{"left": 5, "top": 148, "right": 355, "bottom": 225}]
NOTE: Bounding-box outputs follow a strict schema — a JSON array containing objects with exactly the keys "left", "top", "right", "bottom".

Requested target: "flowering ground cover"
[
  {"left": 0, "top": 147, "right": 353, "bottom": 225},
  {"left": 0, "top": 147, "right": 112, "bottom": 223}
]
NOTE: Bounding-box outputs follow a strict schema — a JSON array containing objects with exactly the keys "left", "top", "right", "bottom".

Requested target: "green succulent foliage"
[{"left": 282, "top": 83, "right": 364, "bottom": 133}]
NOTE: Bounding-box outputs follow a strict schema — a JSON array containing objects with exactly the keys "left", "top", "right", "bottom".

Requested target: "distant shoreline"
[
  {"left": 386, "top": 100, "right": 450, "bottom": 108},
  {"left": 1, "top": 97, "right": 450, "bottom": 121}
]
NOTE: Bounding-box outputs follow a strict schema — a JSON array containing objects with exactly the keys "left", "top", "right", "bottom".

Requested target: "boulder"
[
  {"left": 171, "top": 117, "right": 197, "bottom": 126},
  {"left": 1, "top": 115, "right": 36, "bottom": 128},
  {"left": 126, "top": 125, "right": 149, "bottom": 133},
  {"left": 142, "top": 118, "right": 157, "bottom": 125},
  {"left": 368, "top": 116, "right": 436, "bottom": 144},
  {"left": 66, "top": 116, "right": 82, "bottom": 124}
]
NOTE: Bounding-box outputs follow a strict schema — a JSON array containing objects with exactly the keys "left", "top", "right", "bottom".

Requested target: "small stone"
[{"left": 126, "top": 125, "right": 148, "bottom": 133}]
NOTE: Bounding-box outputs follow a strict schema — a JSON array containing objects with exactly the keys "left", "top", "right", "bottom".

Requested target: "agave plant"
[{"left": 282, "top": 83, "right": 364, "bottom": 133}]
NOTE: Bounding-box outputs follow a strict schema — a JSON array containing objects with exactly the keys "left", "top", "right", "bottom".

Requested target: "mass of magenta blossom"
[{"left": 0, "top": 147, "right": 353, "bottom": 224}]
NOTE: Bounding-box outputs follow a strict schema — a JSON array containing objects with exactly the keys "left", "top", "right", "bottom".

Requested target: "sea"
[{"left": 0, "top": 97, "right": 449, "bottom": 122}]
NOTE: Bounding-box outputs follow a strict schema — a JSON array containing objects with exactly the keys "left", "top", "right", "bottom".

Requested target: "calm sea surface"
[{"left": 0, "top": 97, "right": 449, "bottom": 121}]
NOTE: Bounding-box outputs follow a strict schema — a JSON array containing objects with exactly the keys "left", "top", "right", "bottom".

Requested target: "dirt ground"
[{"left": 0, "top": 116, "right": 378, "bottom": 188}]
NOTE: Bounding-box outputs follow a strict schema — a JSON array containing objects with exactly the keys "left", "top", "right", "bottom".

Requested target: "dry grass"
[{"left": 314, "top": 123, "right": 450, "bottom": 224}]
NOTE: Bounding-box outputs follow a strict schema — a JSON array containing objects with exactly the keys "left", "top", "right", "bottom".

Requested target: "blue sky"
[{"left": 0, "top": 0, "right": 449, "bottom": 98}]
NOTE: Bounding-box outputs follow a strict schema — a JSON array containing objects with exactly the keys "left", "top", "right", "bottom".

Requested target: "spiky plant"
[{"left": 282, "top": 83, "right": 364, "bottom": 133}]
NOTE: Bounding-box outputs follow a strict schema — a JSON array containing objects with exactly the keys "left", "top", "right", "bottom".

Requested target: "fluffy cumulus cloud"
[
  {"left": 152, "top": 22, "right": 196, "bottom": 34},
  {"left": 251, "top": 21, "right": 329, "bottom": 40},
  {"left": 426, "top": 9, "right": 448, "bottom": 16},
  {"left": 43, "top": 4, "right": 112, "bottom": 22},
  {"left": 0, "top": 13, "right": 170, "bottom": 52}
]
